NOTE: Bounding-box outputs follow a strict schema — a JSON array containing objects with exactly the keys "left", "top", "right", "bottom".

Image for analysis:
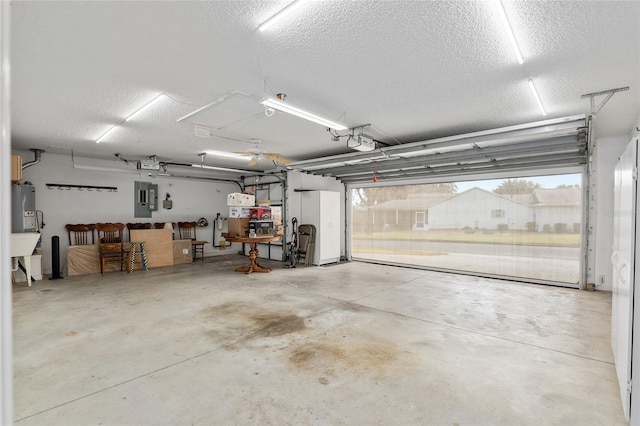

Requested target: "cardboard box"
[
  {"left": 227, "top": 193, "right": 255, "bottom": 207},
  {"left": 228, "top": 207, "right": 251, "bottom": 218},
  {"left": 11, "top": 155, "right": 22, "bottom": 182},
  {"left": 270, "top": 206, "right": 282, "bottom": 226},
  {"left": 249, "top": 207, "right": 271, "bottom": 220},
  {"left": 257, "top": 200, "right": 271, "bottom": 207},
  {"left": 227, "top": 218, "right": 250, "bottom": 237},
  {"left": 248, "top": 220, "right": 274, "bottom": 236}
]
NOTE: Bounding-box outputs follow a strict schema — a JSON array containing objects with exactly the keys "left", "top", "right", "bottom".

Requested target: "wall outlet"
[{"left": 183, "top": 249, "right": 188, "bottom": 254}]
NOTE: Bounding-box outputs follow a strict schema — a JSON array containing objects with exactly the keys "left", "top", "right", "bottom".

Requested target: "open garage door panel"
[
  {"left": 350, "top": 173, "right": 583, "bottom": 286},
  {"left": 289, "top": 115, "right": 587, "bottom": 184},
  {"left": 290, "top": 116, "right": 587, "bottom": 286}
]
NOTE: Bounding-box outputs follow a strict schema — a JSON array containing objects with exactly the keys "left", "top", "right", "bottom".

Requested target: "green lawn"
[{"left": 352, "top": 230, "right": 580, "bottom": 246}]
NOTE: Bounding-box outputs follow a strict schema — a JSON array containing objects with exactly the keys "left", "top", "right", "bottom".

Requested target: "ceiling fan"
[{"left": 234, "top": 140, "right": 292, "bottom": 166}]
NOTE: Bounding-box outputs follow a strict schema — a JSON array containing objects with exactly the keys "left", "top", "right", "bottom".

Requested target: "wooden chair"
[
  {"left": 154, "top": 222, "right": 176, "bottom": 239},
  {"left": 95, "top": 223, "right": 127, "bottom": 275},
  {"left": 126, "top": 223, "right": 151, "bottom": 241},
  {"left": 297, "top": 224, "right": 316, "bottom": 267},
  {"left": 65, "top": 224, "right": 95, "bottom": 246},
  {"left": 178, "top": 221, "right": 205, "bottom": 261}
]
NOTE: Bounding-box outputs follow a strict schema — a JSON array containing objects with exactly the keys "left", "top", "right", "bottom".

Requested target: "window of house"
[{"left": 491, "top": 209, "right": 505, "bottom": 218}]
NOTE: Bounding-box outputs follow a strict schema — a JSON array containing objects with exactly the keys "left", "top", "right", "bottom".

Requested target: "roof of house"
[
  {"left": 532, "top": 187, "right": 581, "bottom": 206},
  {"left": 368, "top": 186, "right": 581, "bottom": 210},
  {"left": 370, "top": 193, "right": 452, "bottom": 210},
  {"left": 505, "top": 193, "right": 537, "bottom": 205}
]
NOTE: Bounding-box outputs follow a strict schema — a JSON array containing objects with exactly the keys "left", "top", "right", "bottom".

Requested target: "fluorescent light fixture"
[
  {"left": 205, "top": 150, "right": 247, "bottom": 160},
  {"left": 95, "top": 92, "right": 166, "bottom": 143},
  {"left": 73, "top": 164, "right": 138, "bottom": 174},
  {"left": 258, "top": 0, "right": 309, "bottom": 32},
  {"left": 496, "top": 0, "right": 524, "bottom": 64},
  {"left": 191, "top": 164, "right": 255, "bottom": 174},
  {"left": 125, "top": 93, "right": 166, "bottom": 122},
  {"left": 260, "top": 97, "right": 348, "bottom": 130},
  {"left": 528, "top": 79, "right": 547, "bottom": 116},
  {"left": 95, "top": 125, "right": 118, "bottom": 144}
]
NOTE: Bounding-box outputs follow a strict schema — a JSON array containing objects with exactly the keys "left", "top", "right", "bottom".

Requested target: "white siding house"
[
  {"left": 367, "top": 186, "right": 582, "bottom": 232},
  {"left": 532, "top": 188, "right": 582, "bottom": 232},
  {"left": 428, "top": 188, "right": 532, "bottom": 230}
]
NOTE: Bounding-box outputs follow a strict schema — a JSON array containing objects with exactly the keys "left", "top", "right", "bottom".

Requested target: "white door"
[{"left": 612, "top": 138, "right": 637, "bottom": 420}]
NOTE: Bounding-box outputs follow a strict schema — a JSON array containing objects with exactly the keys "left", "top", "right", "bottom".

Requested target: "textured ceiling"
[{"left": 10, "top": 1, "right": 640, "bottom": 173}]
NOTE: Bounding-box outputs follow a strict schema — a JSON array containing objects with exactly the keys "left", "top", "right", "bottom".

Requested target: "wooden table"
[{"left": 222, "top": 235, "right": 282, "bottom": 274}]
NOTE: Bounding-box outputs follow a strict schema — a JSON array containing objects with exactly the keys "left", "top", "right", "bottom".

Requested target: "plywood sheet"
[
  {"left": 173, "top": 239, "right": 192, "bottom": 264},
  {"left": 67, "top": 244, "right": 122, "bottom": 275},
  {"left": 130, "top": 229, "right": 173, "bottom": 268},
  {"left": 67, "top": 239, "right": 190, "bottom": 276}
]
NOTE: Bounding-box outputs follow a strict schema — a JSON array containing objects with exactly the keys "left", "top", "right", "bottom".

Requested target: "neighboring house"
[
  {"left": 505, "top": 187, "right": 582, "bottom": 231},
  {"left": 532, "top": 187, "right": 582, "bottom": 232},
  {"left": 367, "top": 187, "right": 582, "bottom": 232},
  {"left": 429, "top": 188, "right": 532, "bottom": 231},
  {"left": 369, "top": 193, "right": 452, "bottom": 231}
]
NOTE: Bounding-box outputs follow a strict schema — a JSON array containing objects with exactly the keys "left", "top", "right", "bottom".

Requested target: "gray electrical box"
[{"left": 134, "top": 181, "right": 158, "bottom": 218}]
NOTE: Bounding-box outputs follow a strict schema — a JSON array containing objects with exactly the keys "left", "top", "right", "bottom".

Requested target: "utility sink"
[{"left": 11, "top": 232, "right": 41, "bottom": 286}]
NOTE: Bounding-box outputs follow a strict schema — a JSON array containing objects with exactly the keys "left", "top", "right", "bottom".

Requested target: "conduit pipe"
[{"left": 21, "top": 148, "right": 44, "bottom": 170}]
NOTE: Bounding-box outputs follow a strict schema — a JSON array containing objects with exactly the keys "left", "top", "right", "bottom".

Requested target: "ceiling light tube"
[
  {"left": 497, "top": 0, "right": 524, "bottom": 64},
  {"left": 205, "top": 150, "right": 247, "bottom": 160},
  {"left": 95, "top": 125, "right": 117, "bottom": 143},
  {"left": 95, "top": 92, "right": 166, "bottom": 143},
  {"left": 191, "top": 164, "right": 255, "bottom": 174},
  {"left": 260, "top": 97, "right": 348, "bottom": 130},
  {"left": 126, "top": 93, "right": 166, "bottom": 122},
  {"left": 528, "top": 79, "right": 547, "bottom": 116},
  {"left": 258, "top": 0, "right": 309, "bottom": 32},
  {"left": 73, "top": 164, "right": 138, "bottom": 173}
]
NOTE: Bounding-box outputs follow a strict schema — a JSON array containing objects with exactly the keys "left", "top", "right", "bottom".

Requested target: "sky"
[{"left": 456, "top": 173, "right": 582, "bottom": 192}]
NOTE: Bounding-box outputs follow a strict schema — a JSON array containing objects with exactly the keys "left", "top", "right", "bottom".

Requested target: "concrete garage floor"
[{"left": 12, "top": 254, "right": 625, "bottom": 425}]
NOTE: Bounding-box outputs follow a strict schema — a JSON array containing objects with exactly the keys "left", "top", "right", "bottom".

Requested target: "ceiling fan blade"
[{"left": 264, "top": 153, "right": 292, "bottom": 164}]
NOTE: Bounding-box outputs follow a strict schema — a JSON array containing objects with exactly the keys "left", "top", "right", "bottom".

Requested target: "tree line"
[{"left": 353, "top": 179, "right": 580, "bottom": 206}]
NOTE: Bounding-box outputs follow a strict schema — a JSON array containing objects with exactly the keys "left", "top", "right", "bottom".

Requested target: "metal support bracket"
[{"left": 581, "top": 86, "right": 629, "bottom": 115}]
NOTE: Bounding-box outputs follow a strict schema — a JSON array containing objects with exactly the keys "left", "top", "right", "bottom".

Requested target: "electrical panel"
[{"left": 134, "top": 181, "right": 158, "bottom": 218}]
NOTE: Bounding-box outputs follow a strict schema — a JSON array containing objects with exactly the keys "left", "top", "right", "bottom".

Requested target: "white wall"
[
  {"left": 13, "top": 149, "right": 242, "bottom": 275},
  {"left": 594, "top": 135, "right": 634, "bottom": 291}
]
